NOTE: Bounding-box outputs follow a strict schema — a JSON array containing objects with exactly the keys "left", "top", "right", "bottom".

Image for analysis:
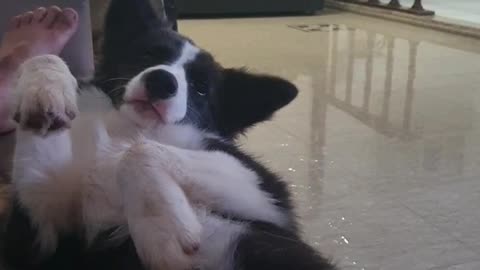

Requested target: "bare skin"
[{"left": 0, "top": 6, "right": 79, "bottom": 133}]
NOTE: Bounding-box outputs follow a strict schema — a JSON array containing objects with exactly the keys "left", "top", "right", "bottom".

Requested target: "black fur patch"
[
  {"left": 214, "top": 68, "right": 298, "bottom": 138},
  {"left": 3, "top": 200, "right": 145, "bottom": 270},
  {"left": 235, "top": 222, "right": 337, "bottom": 270},
  {"left": 95, "top": 0, "right": 183, "bottom": 104}
]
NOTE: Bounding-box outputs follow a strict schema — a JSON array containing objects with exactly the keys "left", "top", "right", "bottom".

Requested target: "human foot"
[
  {"left": 0, "top": 6, "right": 79, "bottom": 133},
  {"left": 0, "top": 6, "right": 79, "bottom": 61},
  {"left": 0, "top": 53, "right": 20, "bottom": 134}
]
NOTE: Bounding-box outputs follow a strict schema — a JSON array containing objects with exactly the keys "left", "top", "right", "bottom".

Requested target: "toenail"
[
  {"left": 12, "top": 16, "right": 22, "bottom": 28},
  {"left": 62, "top": 8, "right": 78, "bottom": 21},
  {"left": 49, "top": 6, "right": 62, "bottom": 12},
  {"left": 21, "top": 12, "right": 34, "bottom": 24},
  {"left": 34, "top": 7, "right": 47, "bottom": 21},
  {"left": 44, "top": 6, "right": 61, "bottom": 19}
]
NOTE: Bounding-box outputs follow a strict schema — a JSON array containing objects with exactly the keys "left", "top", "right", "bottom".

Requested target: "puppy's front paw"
[
  {"left": 14, "top": 55, "right": 78, "bottom": 135},
  {"left": 14, "top": 92, "right": 77, "bottom": 134}
]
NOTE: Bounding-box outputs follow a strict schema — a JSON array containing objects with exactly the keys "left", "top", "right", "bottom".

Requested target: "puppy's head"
[{"left": 97, "top": 0, "right": 298, "bottom": 139}]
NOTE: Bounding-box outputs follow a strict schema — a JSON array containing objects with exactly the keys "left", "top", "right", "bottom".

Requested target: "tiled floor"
[{"left": 180, "top": 11, "right": 480, "bottom": 270}]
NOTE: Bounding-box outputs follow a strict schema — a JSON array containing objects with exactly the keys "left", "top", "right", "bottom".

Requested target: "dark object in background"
[
  {"left": 164, "top": 0, "right": 178, "bottom": 31},
  {"left": 176, "top": 0, "right": 323, "bottom": 16},
  {"left": 149, "top": 0, "right": 178, "bottom": 30}
]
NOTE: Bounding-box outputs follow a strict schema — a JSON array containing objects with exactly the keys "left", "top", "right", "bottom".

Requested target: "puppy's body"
[{"left": 3, "top": 1, "right": 336, "bottom": 270}]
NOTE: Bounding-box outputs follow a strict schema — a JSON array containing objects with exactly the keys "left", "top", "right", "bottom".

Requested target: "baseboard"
[{"left": 325, "top": 0, "right": 480, "bottom": 39}]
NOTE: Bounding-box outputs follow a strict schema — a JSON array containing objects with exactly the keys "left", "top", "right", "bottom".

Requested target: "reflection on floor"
[{"left": 181, "top": 12, "right": 480, "bottom": 270}]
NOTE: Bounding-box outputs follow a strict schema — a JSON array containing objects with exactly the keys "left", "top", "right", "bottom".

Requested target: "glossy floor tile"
[{"left": 180, "top": 11, "right": 480, "bottom": 270}]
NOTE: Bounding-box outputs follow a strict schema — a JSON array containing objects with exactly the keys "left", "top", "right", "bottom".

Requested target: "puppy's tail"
[{"left": 234, "top": 222, "right": 336, "bottom": 270}]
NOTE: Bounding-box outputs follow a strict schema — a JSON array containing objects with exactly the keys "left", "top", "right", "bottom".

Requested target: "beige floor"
[{"left": 180, "top": 11, "right": 480, "bottom": 270}]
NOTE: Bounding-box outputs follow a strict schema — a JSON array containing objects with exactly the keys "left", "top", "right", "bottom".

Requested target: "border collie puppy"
[{"left": 3, "top": 0, "right": 336, "bottom": 269}]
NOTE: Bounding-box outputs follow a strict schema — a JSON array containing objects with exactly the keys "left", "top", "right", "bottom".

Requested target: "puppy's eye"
[
  {"left": 196, "top": 88, "right": 207, "bottom": 96},
  {"left": 190, "top": 82, "right": 208, "bottom": 96}
]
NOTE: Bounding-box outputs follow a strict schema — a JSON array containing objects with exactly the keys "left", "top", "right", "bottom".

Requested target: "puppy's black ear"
[
  {"left": 104, "top": 0, "right": 169, "bottom": 46},
  {"left": 215, "top": 68, "right": 298, "bottom": 138}
]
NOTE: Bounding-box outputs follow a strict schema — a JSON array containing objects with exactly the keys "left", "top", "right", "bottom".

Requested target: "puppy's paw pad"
[
  {"left": 14, "top": 56, "right": 78, "bottom": 135},
  {"left": 15, "top": 96, "right": 77, "bottom": 134}
]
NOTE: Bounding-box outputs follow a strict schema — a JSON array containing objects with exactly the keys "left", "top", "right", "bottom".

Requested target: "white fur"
[
  {"left": 196, "top": 210, "right": 248, "bottom": 270},
  {"left": 117, "top": 141, "right": 202, "bottom": 269},
  {"left": 12, "top": 55, "right": 285, "bottom": 269},
  {"left": 173, "top": 42, "right": 201, "bottom": 67},
  {"left": 13, "top": 55, "right": 79, "bottom": 254},
  {"left": 165, "top": 146, "right": 288, "bottom": 226}
]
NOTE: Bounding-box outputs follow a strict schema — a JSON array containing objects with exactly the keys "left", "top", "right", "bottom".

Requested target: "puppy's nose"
[{"left": 144, "top": 69, "right": 178, "bottom": 101}]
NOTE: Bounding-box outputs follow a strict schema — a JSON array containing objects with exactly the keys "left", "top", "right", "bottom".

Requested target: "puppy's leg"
[
  {"left": 132, "top": 143, "right": 289, "bottom": 228},
  {"left": 193, "top": 152, "right": 289, "bottom": 226},
  {"left": 118, "top": 141, "right": 202, "bottom": 270},
  {"left": 12, "top": 55, "right": 78, "bottom": 253}
]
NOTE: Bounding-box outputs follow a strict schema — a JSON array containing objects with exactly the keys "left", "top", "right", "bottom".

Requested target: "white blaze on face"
[{"left": 122, "top": 42, "right": 200, "bottom": 124}]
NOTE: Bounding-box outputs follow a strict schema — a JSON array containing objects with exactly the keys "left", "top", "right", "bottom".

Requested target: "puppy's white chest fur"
[{"left": 69, "top": 99, "right": 209, "bottom": 235}]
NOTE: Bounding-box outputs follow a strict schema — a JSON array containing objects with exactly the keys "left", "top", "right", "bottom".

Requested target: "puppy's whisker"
[
  {"left": 187, "top": 105, "right": 205, "bottom": 123},
  {"left": 101, "top": 78, "right": 130, "bottom": 83},
  {"left": 108, "top": 85, "right": 127, "bottom": 95}
]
